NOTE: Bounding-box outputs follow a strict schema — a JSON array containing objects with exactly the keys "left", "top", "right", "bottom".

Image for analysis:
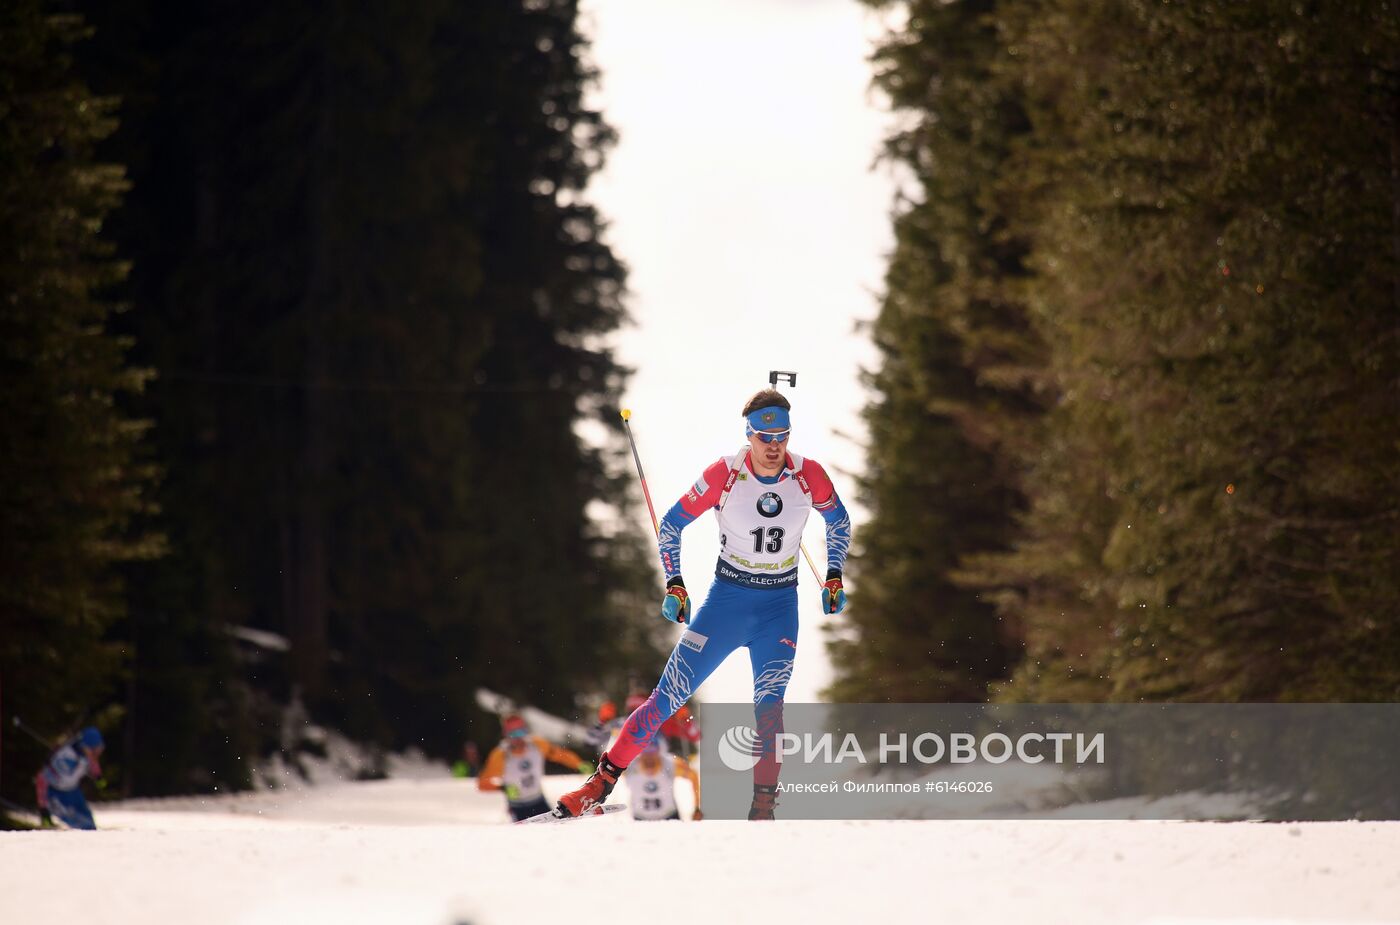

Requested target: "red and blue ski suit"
[{"left": 606, "top": 449, "right": 851, "bottom": 786}]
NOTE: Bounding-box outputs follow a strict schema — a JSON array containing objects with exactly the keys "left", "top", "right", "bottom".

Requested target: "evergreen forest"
[{"left": 831, "top": 0, "right": 1399, "bottom": 705}]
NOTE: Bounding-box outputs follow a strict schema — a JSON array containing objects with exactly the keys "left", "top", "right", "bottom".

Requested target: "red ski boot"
[
  {"left": 554, "top": 755, "right": 624, "bottom": 818},
  {"left": 748, "top": 784, "right": 779, "bottom": 821}
]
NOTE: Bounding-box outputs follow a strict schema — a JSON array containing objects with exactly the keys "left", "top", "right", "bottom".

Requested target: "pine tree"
[
  {"left": 986, "top": 0, "right": 1400, "bottom": 701},
  {"left": 77, "top": 0, "right": 662, "bottom": 778},
  {"left": 827, "top": 0, "right": 1042, "bottom": 702},
  {"left": 0, "top": 1, "right": 159, "bottom": 806},
  {"left": 845, "top": 0, "right": 1399, "bottom": 704}
]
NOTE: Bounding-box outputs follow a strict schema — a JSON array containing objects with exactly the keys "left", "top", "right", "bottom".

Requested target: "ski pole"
[
  {"left": 624, "top": 408, "right": 823, "bottom": 585},
  {"left": 798, "top": 543, "right": 823, "bottom": 584},
  {"left": 620, "top": 409, "right": 660, "bottom": 537}
]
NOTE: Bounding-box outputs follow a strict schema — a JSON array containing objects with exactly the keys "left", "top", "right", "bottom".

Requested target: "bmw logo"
[{"left": 757, "top": 492, "right": 783, "bottom": 518}]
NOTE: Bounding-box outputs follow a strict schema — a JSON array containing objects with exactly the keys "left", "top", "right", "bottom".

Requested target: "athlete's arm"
[
  {"left": 541, "top": 739, "right": 587, "bottom": 772},
  {"left": 477, "top": 747, "right": 506, "bottom": 791},
  {"left": 674, "top": 756, "right": 701, "bottom": 807},
  {"left": 657, "top": 457, "right": 730, "bottom": 579},
  {"left": 801, "top": 459, "right": 852, "bottom": 574}
]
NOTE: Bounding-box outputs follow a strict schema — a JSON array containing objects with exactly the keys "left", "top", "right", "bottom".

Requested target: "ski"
[{"left": 517, "top": 802, "right": 628, "bottom": 825}]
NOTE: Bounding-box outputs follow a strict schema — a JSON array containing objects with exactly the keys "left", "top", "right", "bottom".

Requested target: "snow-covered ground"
[{"left": 3, "top": 773, "right": 1399, "bottom": 925}]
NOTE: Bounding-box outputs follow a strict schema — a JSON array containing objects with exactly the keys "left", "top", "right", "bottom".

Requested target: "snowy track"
[{"left": 3, "top": 776, "right": 1399, "bottom": 924}]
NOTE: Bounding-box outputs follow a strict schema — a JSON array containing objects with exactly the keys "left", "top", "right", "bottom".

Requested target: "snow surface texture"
[{"left": 3, "top": 774, "right": 1399, "bottom": 925}]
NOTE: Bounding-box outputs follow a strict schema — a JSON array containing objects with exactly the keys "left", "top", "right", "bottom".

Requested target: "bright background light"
[{"left": 581, "top": 0, "right": 898, "bottom": 703}]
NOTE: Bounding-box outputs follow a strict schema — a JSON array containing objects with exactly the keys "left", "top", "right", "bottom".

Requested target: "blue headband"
[{"left": 745, "top": 405, "right": 790, "bottom": 434}]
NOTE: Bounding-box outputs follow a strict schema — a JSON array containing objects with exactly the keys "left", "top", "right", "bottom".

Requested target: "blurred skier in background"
[
  {"left": 556, "top": 388, "right": 851, "bottom": 821},
  {"left": 585, "top": 699, "right": 618, "bottom": 752},
  {"left": 479, "top": 714, "right": 594, "bottom": 822},
  {"left": 659, "top": 704, "right": 701, "bottom": 760},
  {"left": 626, "top": 738, "right": 701, "bottom": 822},
  {"left": 34, "top": 726, "right": 105, "bottom": 830},
  {"left": 451, "top": 741, "right": 481, "bottom": 778},
  {"left": 585, "top": 691, "right": 645, "bottom": 753}
]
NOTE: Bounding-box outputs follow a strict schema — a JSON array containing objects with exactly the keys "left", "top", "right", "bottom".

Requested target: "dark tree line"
[
  {"left": 2, "top": 0, "right": 665, "bottom": 809},
  {"left": 832, "top": 0, "right": 1399, "bottom": 703},
  {"left": 1, "top": 1, "right": 160, "bottom": 804}
]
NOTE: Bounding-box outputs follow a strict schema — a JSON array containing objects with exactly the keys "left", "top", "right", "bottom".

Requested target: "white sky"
[{"left": 579, "top": 0, "right": 898, "bottom": 703}]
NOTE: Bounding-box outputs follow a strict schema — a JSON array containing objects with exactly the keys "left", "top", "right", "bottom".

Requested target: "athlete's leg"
[
  {"left": 509, "top": 796, "right": 551, "bottom": 822},
  {"left": 47, "top": 788, "right": 96, "bottom": 830},
  {"left": 607, "top": 581, "right": 749, "bottom": 768},
  {"left": 747, "top": 589, "right": 799, "bottom": 790},
  {"left": 34, "top": 773, "right": 53, "bottom": 826}
]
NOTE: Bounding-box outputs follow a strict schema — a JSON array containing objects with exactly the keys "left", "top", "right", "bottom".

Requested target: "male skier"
[
  {"left": 659, "top": 704, "right": 701, "bottom": 760},
  {"left": 626, "top": 738, "right": 701, "bottom": 822},
  {"left": 34, "top": 726, "right": 105, "bottom": 830},
  {"left": 584, "top": 691, "right": 644, "bottom": 753},
  {"left": 478, "top": 714, "right": 594, "bottom": 822},
  {"left": 555, "top": 389, "right": 850, "bottom": 820}
]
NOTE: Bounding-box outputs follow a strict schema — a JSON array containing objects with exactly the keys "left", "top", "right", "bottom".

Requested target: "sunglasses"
[{"left": 752, "top": 429, "right": 790, "bottom": 444}]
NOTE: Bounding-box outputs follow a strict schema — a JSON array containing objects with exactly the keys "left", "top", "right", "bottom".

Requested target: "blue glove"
[
  {"left": 661, "top": 577, "right": 690, "bottom": 624},
  {"left": 822, "top": 570, "right": 847, "bottom": 614}
]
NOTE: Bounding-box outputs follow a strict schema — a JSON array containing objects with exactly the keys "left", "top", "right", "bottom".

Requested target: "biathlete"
[
  {"left": 34, "top": 726, "right": 105, "bottom": 830},
  {"left": 556, "top": 388, "right": 851, "bottom": 820},
  {"left": 660, "top": 703, "right": 701, "bottom": 760},
  {"left": 478, "top": 715, "right": 594, "bottom": 822},
  {"left": 584, "top": 691, "right": 645, "bottom": 753},
  {"left": 626, "top": 738, "right": 701, "bottom": 821}
]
